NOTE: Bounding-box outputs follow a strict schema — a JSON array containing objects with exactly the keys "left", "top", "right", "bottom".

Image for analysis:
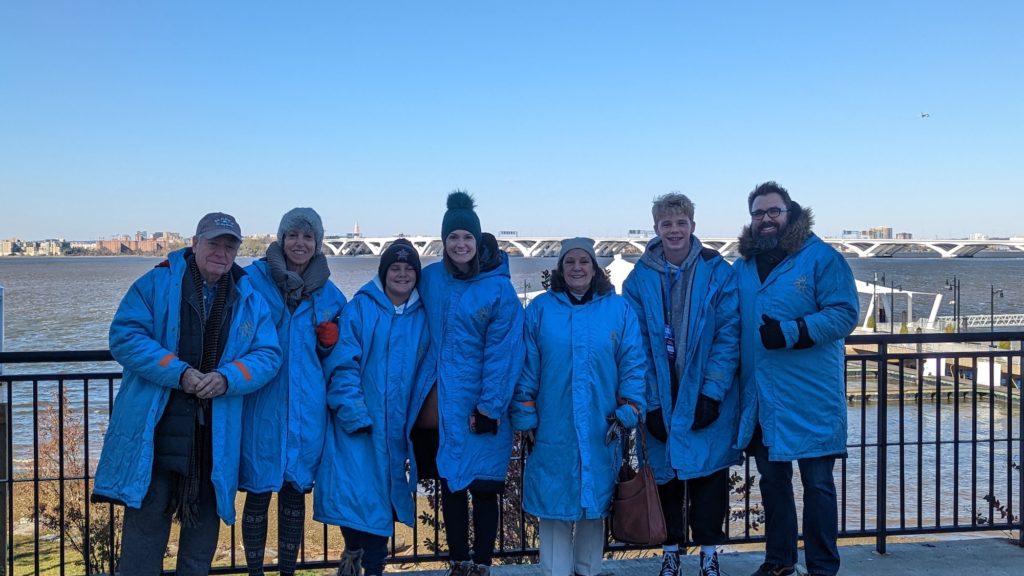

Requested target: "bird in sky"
[{"left": 920, "top": 112, "right": 931, "bottom": 118}]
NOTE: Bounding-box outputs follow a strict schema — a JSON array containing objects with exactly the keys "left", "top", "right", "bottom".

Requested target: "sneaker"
[
  {"left": 750, "top": 563, "right": 795, "bottom": 576},
  {"left": 336, "top": 548, "right": 363, "bottom": 576},
  {"left": 659, "top": 551, "right": 681, "bottom": 576},
  {"left": 468, "top": 563, "right": 491, "bottom": 576},
  {"left": 699, "top": 551, "right": 720, "bottom": 576},
  {"left": 445, "top": 560, "right": 473, "bottom": 576}
]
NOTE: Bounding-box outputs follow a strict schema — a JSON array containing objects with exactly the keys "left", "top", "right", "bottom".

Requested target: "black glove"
[
  {"left": 470, "top": 408, "right": 499, "bottom": 435},
  {"left": 759, "top": 314, "right": 786, "bottom": 350},
  {"left": 691, "top": 394, "right": 721, "bottom": 431},
  {"left": 646, "top": 408, "right": 669, "bottom": 442},
  {"left": 794, "top": 317, "right": 815, "bottom": 349},
  {"left": 353, "top": 424, "right": 372, "bottom": 435}
]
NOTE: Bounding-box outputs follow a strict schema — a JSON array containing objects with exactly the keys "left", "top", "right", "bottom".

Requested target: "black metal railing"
[{"left": 1, "top": 332, "right": 1022, "bottom": 575}]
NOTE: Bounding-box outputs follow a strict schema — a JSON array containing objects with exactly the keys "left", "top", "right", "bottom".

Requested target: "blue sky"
[{"left": 2, "top": 1, "right": 1021, "bottom": 241}]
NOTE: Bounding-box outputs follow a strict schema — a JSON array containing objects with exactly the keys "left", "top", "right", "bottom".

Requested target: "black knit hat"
[
  {"left": 441, "top": 190, "right": 481, "bottom": 243},
  {"left": 378, "top": 238, "right": 422, "bottom": 289}
]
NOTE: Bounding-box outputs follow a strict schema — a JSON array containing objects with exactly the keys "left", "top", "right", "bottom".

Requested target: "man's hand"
[
  {"left": 759, "top": 314, "right": 786, "bottom": 350},
  {"left": 180, "top": 368, "right": 203, "bottom": 394},
  {"left": 691, "top": 394, "right": 722, "bottom": 431},
  {"left": 195, "top": 371, "right": 228, "bottom": 399}
]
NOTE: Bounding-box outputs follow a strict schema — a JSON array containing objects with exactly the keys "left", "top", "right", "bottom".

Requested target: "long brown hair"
[{"left": 443, "top": 250, "right": 480, "bottom": 280}]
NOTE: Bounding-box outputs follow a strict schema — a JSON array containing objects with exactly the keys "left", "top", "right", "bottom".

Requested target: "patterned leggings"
[{"left": 242, "top": 484, "right": 306, "bottom": 576}]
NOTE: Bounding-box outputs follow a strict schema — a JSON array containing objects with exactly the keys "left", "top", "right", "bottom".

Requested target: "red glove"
[{"left": 315, "top": 321, "right": 339, "bottom": 348}]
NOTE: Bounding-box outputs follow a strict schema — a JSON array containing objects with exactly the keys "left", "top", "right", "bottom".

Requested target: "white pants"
[{"left": 538, "top": 518, "right": 605, "bottom": 576}]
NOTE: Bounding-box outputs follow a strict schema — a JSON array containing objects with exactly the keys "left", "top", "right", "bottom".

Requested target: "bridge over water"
[{"left": 322, "top": 236, "right": 1024, "bottom": 258}]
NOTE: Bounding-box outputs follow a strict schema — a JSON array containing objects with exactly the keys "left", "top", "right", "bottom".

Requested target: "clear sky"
[{"left": 2, "top": 1, "right": 1021, "bottom": 241}]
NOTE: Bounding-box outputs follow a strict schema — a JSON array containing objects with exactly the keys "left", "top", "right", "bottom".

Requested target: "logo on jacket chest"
[
  {"left": 793, "top": 275, "right": 809, "bottom": 295},
  {"left": 239, "top": 320, "right": 254, "bottom": 341},
  {"left": 474, "top": 306, "right": 490, "bottom": 325}
]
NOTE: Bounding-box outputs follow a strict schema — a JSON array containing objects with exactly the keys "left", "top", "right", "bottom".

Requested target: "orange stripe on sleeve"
[
  {"left": 159, "top": 353, "right": 177, "bottom": 368},
  {"left": 233, "top": 360, "right": 252, "bottom": 382},
  {"left": 519, "top": 400, "right": 536, "bottom": 407}
]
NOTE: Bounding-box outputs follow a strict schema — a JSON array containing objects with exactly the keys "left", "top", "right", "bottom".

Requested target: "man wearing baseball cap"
[{"left": 93, "top": 212, "right": 281, "bottom": 575}]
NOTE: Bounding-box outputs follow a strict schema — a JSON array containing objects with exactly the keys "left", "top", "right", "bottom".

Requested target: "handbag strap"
[
  {"left": 636, "top": 423, "right": 650, "bottom": 467},
  {"left": 621, "top": 424, "right": 651, "bottom": 470}
]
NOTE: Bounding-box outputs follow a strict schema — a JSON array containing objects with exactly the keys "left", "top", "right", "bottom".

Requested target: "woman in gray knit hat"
[{"left": 239, "top": 208, "right": 348, "bottom": 576}]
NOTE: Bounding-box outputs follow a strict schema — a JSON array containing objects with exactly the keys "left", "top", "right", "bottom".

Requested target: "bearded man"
[{"left": 732, "top": 182, "right": 858, "bottom": 576}]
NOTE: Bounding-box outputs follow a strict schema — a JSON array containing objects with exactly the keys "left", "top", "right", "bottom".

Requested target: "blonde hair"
[{"left": 651, "top": 192, "right": 695, "bottom": 224}]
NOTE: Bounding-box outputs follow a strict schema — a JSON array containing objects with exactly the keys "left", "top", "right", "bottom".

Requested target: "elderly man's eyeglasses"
[{"left": 750, "top": 207, "right": 788, "bottom": 220}]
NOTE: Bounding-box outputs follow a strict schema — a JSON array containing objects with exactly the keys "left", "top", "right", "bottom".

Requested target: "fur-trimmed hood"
[{"left": 737, "top": 202, "right": 815, "bottom": 259}]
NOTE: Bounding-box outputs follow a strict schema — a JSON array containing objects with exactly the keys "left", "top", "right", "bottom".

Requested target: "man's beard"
[{"left": 751, "top": 222, "right": 784, "bottom": 252}]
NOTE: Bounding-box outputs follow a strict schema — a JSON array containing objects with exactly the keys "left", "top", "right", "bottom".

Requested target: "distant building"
[
  {"left": 95, "top": 238, "right": 178, "bottom": 254},
  {"left": 1, "top": 239, "right": 20, "bottom": 256},
  {"left": 498, "top": 230, "right": 519, "bottom": 238},
  {"left": 627, "top": 228, "right": 654, "bottom": 239},
  {"left": 20, "top": 240, "right": 68, "bottom": 256},
  {"left": 895, "top": 232, "right": 913, "bottom": 240},
  {"left": 866, "top": 226, "right": 893, "bottom": 239},
  {"left": 841, "top": 229, "right": 866, "bottom": 240},
  {"left": 969, "top": 233, "right": 989, "bottom": 241}
]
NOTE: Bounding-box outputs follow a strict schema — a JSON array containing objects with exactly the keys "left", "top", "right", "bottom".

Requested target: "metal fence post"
[
  {"left": 1019, "top": 336, "right": 1024, "bottom": 547},
  {"left": 0, "top": 403, "right": 6, "bottom": 576},
  {"left": 0, "top": 284, "right": 5, "bottom": 576},
  {"left": 876, "top": 340, "right": 889, "bottom": 554},
  {"left": 1, "top": 284, "right": 5, "bottom": 375}
]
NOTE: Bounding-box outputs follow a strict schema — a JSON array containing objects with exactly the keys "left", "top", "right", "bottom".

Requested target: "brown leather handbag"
[{"left": 610, "top": 426, "right": 667, "bottom": 546}]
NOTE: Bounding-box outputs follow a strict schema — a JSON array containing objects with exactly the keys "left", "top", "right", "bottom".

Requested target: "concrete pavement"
[{"left": 392, "top": 534, "right": 1024, "bottom": 576}]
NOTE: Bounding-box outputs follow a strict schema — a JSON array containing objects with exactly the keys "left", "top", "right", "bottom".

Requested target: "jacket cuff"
[
  {"left": 338, "top": 408, "right": 373, "bottom": 434},
  {"left": 509, "top": 401, "right": 538, "bottom": 431},
  {"left": 781, "top": 320, "right": 800, "bottom": 348}
]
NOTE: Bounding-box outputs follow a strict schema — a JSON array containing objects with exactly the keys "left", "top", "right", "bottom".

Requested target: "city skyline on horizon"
[{"left": 4, "top": 223, "right": 1023, "bottom": 244}]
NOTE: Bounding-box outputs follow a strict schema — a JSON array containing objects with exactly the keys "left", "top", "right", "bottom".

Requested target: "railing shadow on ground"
[{"left": 0, "top": 331, "right": 1021, "bottom": 575}]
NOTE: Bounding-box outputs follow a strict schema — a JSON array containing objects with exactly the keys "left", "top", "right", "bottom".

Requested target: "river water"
[{"left": 1, "top": 254, "right": 1022, "bottom": 526}]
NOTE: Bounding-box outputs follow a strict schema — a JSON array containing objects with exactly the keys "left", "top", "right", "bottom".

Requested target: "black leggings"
[
  {"left": 441, "top": 478, "right": 504, "bottom": 566},
  {"left": 242, "top": 483, "right": 306, "bottom": 575},
  {"left": 341, "top": 526, "right": 390, "bottom": 576}
]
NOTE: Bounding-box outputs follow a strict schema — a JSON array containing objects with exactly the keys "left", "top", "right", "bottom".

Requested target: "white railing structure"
[
  {"left": 322, "top": 236, "right": 1024, "bottom": 259},
  {"left": 933, "top": 314, "right": 1024, "bottom": 329}
]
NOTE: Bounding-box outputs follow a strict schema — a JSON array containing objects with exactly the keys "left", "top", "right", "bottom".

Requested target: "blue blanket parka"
[
  {"left": 238, "top": 259, "right": 347, "bottom": 494},
  {"left": 622, "top": 236, "right": 743, "bottom": 483},
  {"left": 510, "top": 288, "right": 646, "bottom": 520},
  {"left": 414, "top": 253, "right": 525, "bottom": 491},
  {"left": 313, "top": 278, "right": 431, "bottom": 536},
  {"left": 93, "top": 247, "right": 281, "bottom": 524}
]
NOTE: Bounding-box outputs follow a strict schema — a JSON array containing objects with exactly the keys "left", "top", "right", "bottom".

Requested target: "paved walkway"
[{"left": 393, "top": 534, "right": 1024, "bottom": 576}]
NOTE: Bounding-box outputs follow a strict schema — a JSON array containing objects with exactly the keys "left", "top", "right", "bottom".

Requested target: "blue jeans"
[{"left": 749, "top": 428, "right": 840, "bottom": 576}]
